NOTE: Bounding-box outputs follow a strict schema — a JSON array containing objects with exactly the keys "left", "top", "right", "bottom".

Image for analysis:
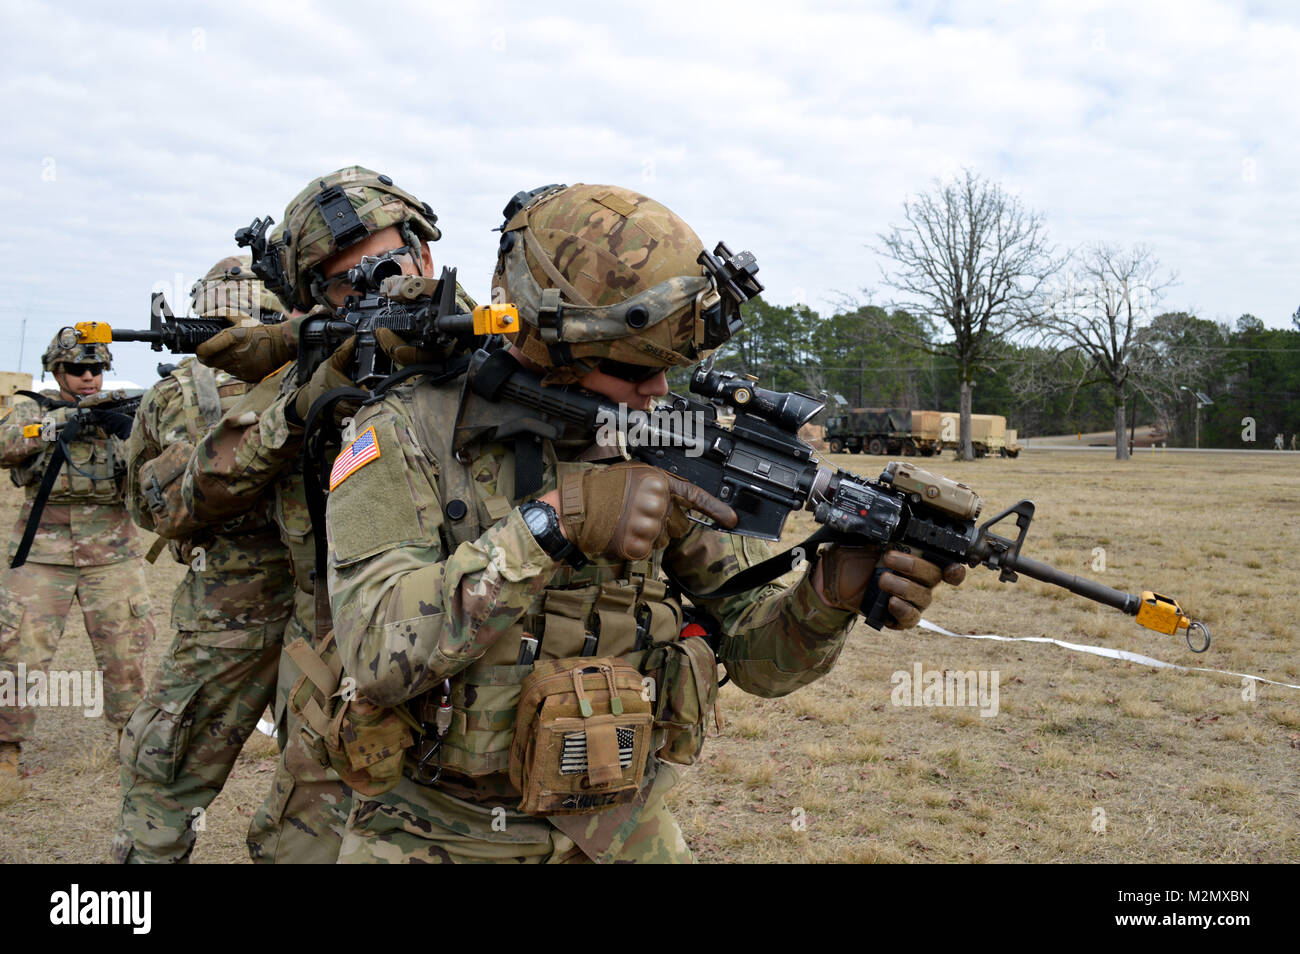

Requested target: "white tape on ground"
[
  {"left": 256, "top": 718, "right": 277, "bottom": 738},
  {"left": 917, "top": 619, "right": 1300, "bottom": 691}
]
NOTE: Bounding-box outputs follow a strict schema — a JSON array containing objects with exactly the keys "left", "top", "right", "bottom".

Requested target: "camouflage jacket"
[
  {"left": 0, "top": 391, "right": 139, "bottom": 567},
  {"left": 181, "top": 359, "right": 332, "bottom": 648},
  {"left": 126, "top": 358, "right": 293, "bottom": 634},
  {"left": 326, "top": 377, "right": 855, "bottom": 811},
  {"left": 182, "top": 281, "right": 483, "bottom": 607}
]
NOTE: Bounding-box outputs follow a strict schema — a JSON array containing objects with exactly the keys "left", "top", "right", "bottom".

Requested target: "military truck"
[
  {"left": 934, "top": 412, "right": 1021, "bottom": 457},
  {"left": 825, "top": 406, "right": 1023, "bottom": 458},
  {"left": 825, "top": 407, "right": 922, "bottom": 455},
  {"left": 909, "top": 410, "right": 945, "bottom": 456}
]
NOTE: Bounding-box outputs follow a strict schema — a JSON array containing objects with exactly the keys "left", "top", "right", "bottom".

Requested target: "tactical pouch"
[
  {"left": 509, "top": 657, "right": 653, "bottom": 816},
  {"left": 323, "top": 698, "right": 414, "bottom": 798},
  {"left": 120, "top": 680, "right": 203, "bottom": 785},
  {"left": 643, "top": 634, "right": 719, "bottom": 765},
  {"left": 435, "top": 662, "right": 530, "bottom": 776},
  {"left": 138, "top": 440, "right": 198, "bottom": 539}
]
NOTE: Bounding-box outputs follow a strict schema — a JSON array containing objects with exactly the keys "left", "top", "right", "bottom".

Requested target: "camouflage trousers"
[
  {"left": 336, "top": 761, "right": 694, "bottom": 864},
  {"left": 111, "top": 619, "right": 284, "bottom": 863},
  {"left": 246, "top": 590, "right": 352, "bottom": 863},
  {"left": 0, "top": 558, "right": 154, "bottom": 743}
]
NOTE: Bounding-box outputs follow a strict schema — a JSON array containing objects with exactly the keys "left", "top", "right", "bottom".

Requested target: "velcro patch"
[{"left": 329, "top": 426, "right": 381, "bottom": 490}]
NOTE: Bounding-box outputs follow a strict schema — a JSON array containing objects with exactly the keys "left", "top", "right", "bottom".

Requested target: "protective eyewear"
[
  {"left": 318, "top": 246, "right": 419, "bottom": 307},
  {"left": 62, "top": 363, "right": 104, "bottom": 377},
  {"left": 596, "top": 359, "right": 668, "bottom": 383}
]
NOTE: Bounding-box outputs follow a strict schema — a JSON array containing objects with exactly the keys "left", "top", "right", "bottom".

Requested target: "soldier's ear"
[{"left": 420, "top": 243, "right": 434, "bottom": 275}]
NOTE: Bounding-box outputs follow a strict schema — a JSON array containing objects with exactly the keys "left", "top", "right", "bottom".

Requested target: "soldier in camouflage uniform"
[
  {"left": 110, "top": 257, "right": 296, "bottom": 862},
  {"left": 182, "top": 167, "right": 468, "bottom": 862},
  {"left": 322, "top": 184, "right": 966, "bottom": 863},
  {"left": 0, "top": 333, "right": 154, "bottom": 779}
]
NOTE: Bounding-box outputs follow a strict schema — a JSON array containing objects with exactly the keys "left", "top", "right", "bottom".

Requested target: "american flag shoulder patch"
[{"left": 329, "top": 426, "right": 381, "bottom": 491}]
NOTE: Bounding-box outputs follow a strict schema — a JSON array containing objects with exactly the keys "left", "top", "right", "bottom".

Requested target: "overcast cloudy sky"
[{"left": 1, "top": 0, "right": 1296, "bottom": 386}]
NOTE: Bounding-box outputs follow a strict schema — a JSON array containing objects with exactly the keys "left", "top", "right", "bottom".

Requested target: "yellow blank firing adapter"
[
  {"left": 1136, "top": 591, "right": 1210, "bottom": 652},
  {"left": 473, "top": 303, "right": 518, "bottom": 334},
  {"left": 74, "top": 321, "right": 114, "bottom": 343},
  {"left": 22, "top": 424, "right": 42, "bottom": 439}
]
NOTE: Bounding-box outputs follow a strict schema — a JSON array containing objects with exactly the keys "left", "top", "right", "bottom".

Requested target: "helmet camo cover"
[
  {"left": 190, "top": 254, "right": 284, "bottom": 324},
  {"left": 492, "top": 183, "right": 757, "bottom": 383},
  {"left": 266, "top": 166, "right": 441, "bottom": 310}
]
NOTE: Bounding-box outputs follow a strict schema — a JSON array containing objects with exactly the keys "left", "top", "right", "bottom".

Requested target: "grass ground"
[{"left": 1, "top": 449, "right": 1296, "bottom": 863}]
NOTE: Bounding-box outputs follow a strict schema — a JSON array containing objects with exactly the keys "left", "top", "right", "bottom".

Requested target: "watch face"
[{"left": 523, "top": 503, "right": 553, "bottom": 538}]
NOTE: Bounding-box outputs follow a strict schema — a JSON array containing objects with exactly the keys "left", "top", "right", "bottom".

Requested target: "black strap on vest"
[
  {"left": 15, "top": 390, "right": 73, "bottom": 412},
  {"left": 514, "top": 435, "right": 545, "bottom": 499},
  {"left": 10, "top": 434, "right": 71, "bottom": 569}
]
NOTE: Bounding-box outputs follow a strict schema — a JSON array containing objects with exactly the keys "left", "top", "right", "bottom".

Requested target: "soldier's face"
[
  {"left": 56, "top": 364, "right": 103, "bottom": 401},
  {"left": 575, "top": 365, "right": 670, "bottom": 412},
  {"left": 318, "top": 226, "right": 433, "bottom": 307}
]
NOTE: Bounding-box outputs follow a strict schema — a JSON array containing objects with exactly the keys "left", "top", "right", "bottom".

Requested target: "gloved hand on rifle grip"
[
  {"left": 94, "top": 411, "right": 135, "bottom": 441},
  {"left": 291, "top": 336, "right": 363, "bottom": 427},
  {"left": 373, "top": 327, "right": 446, "bottom": 368},
  {"left": 552, "top": 462, "right": 737, "bottom": 562},
  {"left": 815, "top": 545, "right": 966, "bottom": 630}
]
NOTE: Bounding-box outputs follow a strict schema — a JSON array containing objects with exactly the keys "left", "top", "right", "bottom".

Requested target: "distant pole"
[{"left": 18, "top": 315, "right": 26, "bottom": 370}]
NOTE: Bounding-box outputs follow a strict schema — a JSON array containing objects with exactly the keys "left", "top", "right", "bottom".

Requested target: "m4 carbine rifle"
[
  {"left": 466, "top": 350, "right": 1210, "bottom": 652},
  {"left": 294, "top": 264, "right": 518, "bottom": 388},
  {"left": 10, "top": 390, "right": 141, "bottom": 569},
  {"left": 235, "top": 214, "right": 517, "bottom": 387},
  {"left": 71, "top": 292, "right": 271, "bottom": 357}
]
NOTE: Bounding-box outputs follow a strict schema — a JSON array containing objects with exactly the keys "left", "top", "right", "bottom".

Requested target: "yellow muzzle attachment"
[
  {"left": 473, "top": 303, "right": 518, "bottom": 335},
  {"left": 73, "top": 321, "right": 114, "bottom": 344},
  {"left": 1136, "top": 591, "right": 1210, "bottom": 652}
]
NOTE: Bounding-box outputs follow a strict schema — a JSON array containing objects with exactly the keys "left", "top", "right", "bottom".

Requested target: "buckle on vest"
[{"left": 144, "top": 475, "right": 167, "bottom": 514}]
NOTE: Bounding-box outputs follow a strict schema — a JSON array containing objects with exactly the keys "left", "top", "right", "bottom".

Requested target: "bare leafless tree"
[
  {"left": 877, "top": 169, "right": 1061, "bottom": 459},
  {"left": 1039, "top": 243, "right": 1177, "bottom": 460}
]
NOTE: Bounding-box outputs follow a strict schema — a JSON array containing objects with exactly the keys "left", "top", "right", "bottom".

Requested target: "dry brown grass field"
[{"left": 1, "top": 449, "right": 1297, "bottom": 863}]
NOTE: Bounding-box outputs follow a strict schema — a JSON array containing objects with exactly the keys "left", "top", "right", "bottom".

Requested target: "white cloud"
[{"left": 1, "top": 0, "right": 1297, "bottom": 385}]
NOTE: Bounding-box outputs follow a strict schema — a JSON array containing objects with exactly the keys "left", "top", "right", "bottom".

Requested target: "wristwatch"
[{"left": 520, "top": 500, "right": 587, "bottom": 569}]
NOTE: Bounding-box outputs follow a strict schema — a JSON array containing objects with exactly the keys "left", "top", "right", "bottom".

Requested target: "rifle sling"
[
  {"left": 663, "top": 525, "right": 840, "bottom": 603},
  {"left": 10, "top": 439, "right": 69, "bottom": 569}
]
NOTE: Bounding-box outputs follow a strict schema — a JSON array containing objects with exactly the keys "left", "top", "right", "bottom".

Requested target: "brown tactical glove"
[
  {"left": 557, "top": 462, "right": 737, "bottom": 561},
  {"left": 292, "top": 337, "right": 362, "bottom": 426},
  {"left": 196, "top": 317, "right": 302, "bottom": 382},
  {"left": 816, "top": 545, "right": 967, "bottom": 630}
]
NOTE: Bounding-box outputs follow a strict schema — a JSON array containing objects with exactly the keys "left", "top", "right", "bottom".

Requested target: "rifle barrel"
[
  {"left": 995, "top": 549, "right": 1140, "bottom": 615},
  {"left": 111, "top": 329, "right": 164, "bottom": 343}
]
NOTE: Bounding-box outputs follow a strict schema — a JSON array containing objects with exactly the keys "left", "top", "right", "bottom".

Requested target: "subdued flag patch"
[{"left": 329, "top": 426, "right": 381, "bottom": 490}]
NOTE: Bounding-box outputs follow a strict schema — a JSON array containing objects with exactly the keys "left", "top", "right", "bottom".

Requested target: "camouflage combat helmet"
[
  {"left": 246, "top": 166, "right": 441, "bottom": 311},
  {"left": 492, "top": 183, "right": 762, "bottom": 383},
  {"left": 190, "top": 254, "right": 285, "bottom": 324},
  {"left": 43, "top": 327, "right": 112, "bottom": 374}
]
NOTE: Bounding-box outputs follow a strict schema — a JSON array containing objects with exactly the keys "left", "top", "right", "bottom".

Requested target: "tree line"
[
  {"left": 690, "top": 298, "right": 1300, "bottom": 451},
  {"left": 685, "top": 169, "right": 1299, "bottom": 456}
]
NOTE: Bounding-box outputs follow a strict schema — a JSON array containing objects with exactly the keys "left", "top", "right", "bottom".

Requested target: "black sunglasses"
[
  {"left": 63, "top": 363, "right": 104, "bottom": 377},
  {"left": 596, "top": 359, "right": 667, "bottom": 383}
]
